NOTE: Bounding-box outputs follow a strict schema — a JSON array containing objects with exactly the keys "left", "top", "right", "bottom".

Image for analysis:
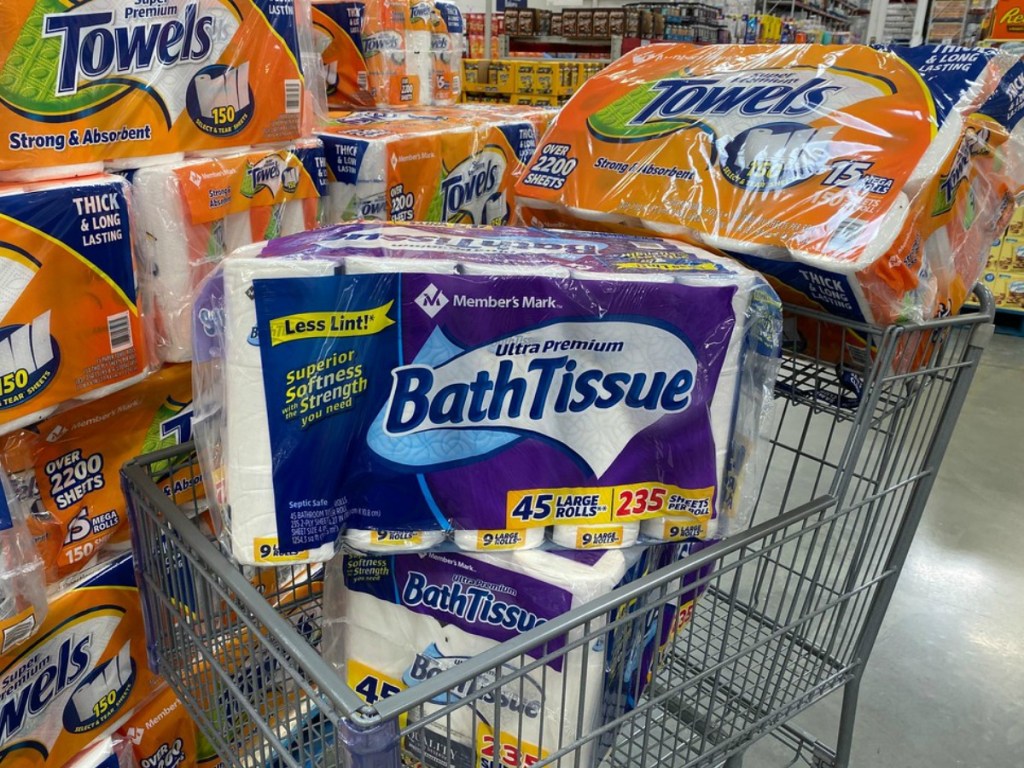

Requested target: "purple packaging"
[{"left": 192, "top": 223, "right": 780, "bottom": 564}]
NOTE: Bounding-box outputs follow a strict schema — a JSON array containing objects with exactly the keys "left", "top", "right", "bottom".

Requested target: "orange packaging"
[
  {"left": 313, "top": 1, "right": 375, "bottom": 109},
  {"left": 2, "top": 364, "right": 200, "bottom": 583},
  {"left": 0, "top": 553, "right": 160, "bottom": 768},
  {"left": 517, "top": 44, "right": 1022, "bottom": 353},
  {"left": 0, "top": 174, "right": 148, "bottom": 436},
  {"left": 319, "top": 105, "right": 554, "bottom": 227},
  {"left": 133, "top": 140, "right": 329, "bottom": 363},
  {"left": 120, "top": 685, "right": 224, "bottom": 768},
  {"left": 0, "top": 1, "right": 317, "bottom": 178}
]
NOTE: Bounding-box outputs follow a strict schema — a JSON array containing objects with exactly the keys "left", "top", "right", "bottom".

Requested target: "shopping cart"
[{"left": 122, "top": 288, "right": 995, "bottom": 768}]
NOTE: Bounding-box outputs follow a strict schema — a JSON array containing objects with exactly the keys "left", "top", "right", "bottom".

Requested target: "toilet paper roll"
[
  {"left": 323, "top": 547, "right": 633, "bottom": 768},
  {"left": 0, "top": 163, "right": 105, "bottom": 183},
  {"left": 547, "top": 268, "right": 676, "bottom": 550},
  {"left": 452, "top": 527, "right": 545, "bottom": 551},
  {"left": 222, "top": 257, "right": 341, "bottom": 564},
  {"left": 343, "top": 528, "right": 447, "bottom": 553},
  {"left": 641, "top": 266, "right": 759, "bottom": 544},
  {"left": 342, "top": 255, "right": 458, "bottom": 544}
]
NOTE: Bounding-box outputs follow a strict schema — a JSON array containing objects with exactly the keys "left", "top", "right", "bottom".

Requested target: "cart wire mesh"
[{"left": 122, "top": 289, "right": 994, "bottom": 768}]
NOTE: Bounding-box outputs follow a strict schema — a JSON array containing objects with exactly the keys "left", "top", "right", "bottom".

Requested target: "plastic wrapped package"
[
  {"left": 0, "top": 175, "right": 149, "bottom": 436},
  {"left": 0, "top": 466, "right": 47, "bottom": 654},
  {"left": 430, "top": 0, "right": 465, "bottom": 105},
  {"left": 118, "top": 684, "right": 224, "bottom": 768},
  {"left": 0, "top": 553, "right": 160, "bottom": 768},
  {"left": 318, "top": 105, "right": 553, "bottom": 227},
  {"left": 191, "top": 222, "right": 781, "bottom": 565},
  {"left": 515, "top": 44, "right": 1024, "bottom": 362},
  {"left": 406, "top": 0, "right": 434, "bottom": 106},
  {"left": 314, "top": 0, "right": 376, "bottom": 109},
  {"left": 66, "top": 736, "right": 136, "bottom": 768},
  {"left": 322, "top": 547, "right": 644, "bottom": 768},
  {"left": 1, "top": 364, "right": 199, "bottom": 583},
  {"left": 0, "top": 0, "right": 319, "bottom": 179},
  {"left": 130, "top": 140, "right": 329, "bottom": 363},
  {"left": 322, "top": 544, "right": 712, "bottom": 768}
]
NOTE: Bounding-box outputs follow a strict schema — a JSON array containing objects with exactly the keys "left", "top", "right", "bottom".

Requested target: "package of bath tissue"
[
  {"left": 323, "top": 546, "right": 657, "bottom": 768},
  {"left": 0, "top": 553, "right": 159, "bottom": 768},
  {"left": 1, "top": 363, "right": 199, "bottom": 583},
  {"left": 131, "top": 140, "right": 329, "bottom": 363},
  {"left": 516, "top": 44, "right": 1024, "bottom": 349},
  {"left": 0, "top": 175, "right": 149, "bottom": 436},
  {"left": 0, "top": 0, "right": 319, "bottom": 179},
  {"left": 318, "top": 105, "right": 552, "bottom": 227},
  {"left": 192, "top": 222, "right": 780, "bottom": 563}
]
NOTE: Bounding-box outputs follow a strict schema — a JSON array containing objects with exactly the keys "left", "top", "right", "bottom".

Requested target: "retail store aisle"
[{"left": 747, "top": 335, "right": 1024, "bottom": 766}]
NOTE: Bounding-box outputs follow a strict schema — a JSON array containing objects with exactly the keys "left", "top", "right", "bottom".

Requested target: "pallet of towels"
[
  {"left": 191, "top": 222, "right": 781, "bottom": 566},
  {"left": 515, "top": 44, "right": 1024, "bottom": 365},
  {"left": 318, "top": 105, "right": 553, "bottom": 227}
]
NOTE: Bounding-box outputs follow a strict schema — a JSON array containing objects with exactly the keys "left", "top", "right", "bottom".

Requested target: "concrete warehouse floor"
[{"left": 745, "top": 333, "right": 1024, "bottom": 766}]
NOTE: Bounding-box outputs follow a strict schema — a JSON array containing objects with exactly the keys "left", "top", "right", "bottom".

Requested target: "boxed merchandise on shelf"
[{"left": 189, "top": 221, "right": 781, "bottom": 564}]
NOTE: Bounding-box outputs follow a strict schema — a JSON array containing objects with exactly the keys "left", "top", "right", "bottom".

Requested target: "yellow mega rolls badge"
[{"left": 269, "top": 303, "right": 395, "bottom": 345}]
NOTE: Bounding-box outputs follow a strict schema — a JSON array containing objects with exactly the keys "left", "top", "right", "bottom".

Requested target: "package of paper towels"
[
  {"left": 0, "top": 175, "right": 149, "bottom": 436},
  {"left": 322, "top": 545, "right": 675, "bottom": 768},
  {"left": 0, "top": 0, "right": 319, "bottom": 179},
  {"left": 516, "top": 44, "right": 1024, "bottom": 339},
  {"left": 130, "top": 140, "right": 329, "bottom": 363},
  {"left": 318, "top": 105, "right": 553, "bottom": 226},
  {"left": 191, "top": 222, "right": 781, "bottom": 565}
]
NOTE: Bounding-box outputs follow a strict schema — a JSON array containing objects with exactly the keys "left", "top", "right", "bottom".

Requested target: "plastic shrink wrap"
[
  {"left": 0, "top": 0, "right": 320, "bottom": 178},
  {"left": 190, "top": 222, "right": 781, "bottom": 565},
  {"left": 515, "top": 44, "right": 1024, "bottom": 365}
]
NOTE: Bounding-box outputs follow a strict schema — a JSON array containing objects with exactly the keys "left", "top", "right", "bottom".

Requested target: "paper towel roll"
[
  {"left": 132, "top": 165, "right": 194, "bottom": 362},
  {"left": 105, "top": 152, "right": 186, "bottom": 171},
  {"left": 405, "top": 32, "right": 433, "bottom": 105},
  {"left": 224, "top": 211, "right": 255, "bottom": 254},
  {"left": 186, "top": 146, "right": 254, "bottom": 159},
  {"left": 222, "top": 257, "right": 340, "bottom": 564},
  {"left": 0, "top": 163, "right": 105, "bottom": 183}
]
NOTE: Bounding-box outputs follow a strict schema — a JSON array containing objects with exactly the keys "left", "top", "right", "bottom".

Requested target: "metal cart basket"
[{"left": 122, "top": 289, "right": 995, "bottom": 768}]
